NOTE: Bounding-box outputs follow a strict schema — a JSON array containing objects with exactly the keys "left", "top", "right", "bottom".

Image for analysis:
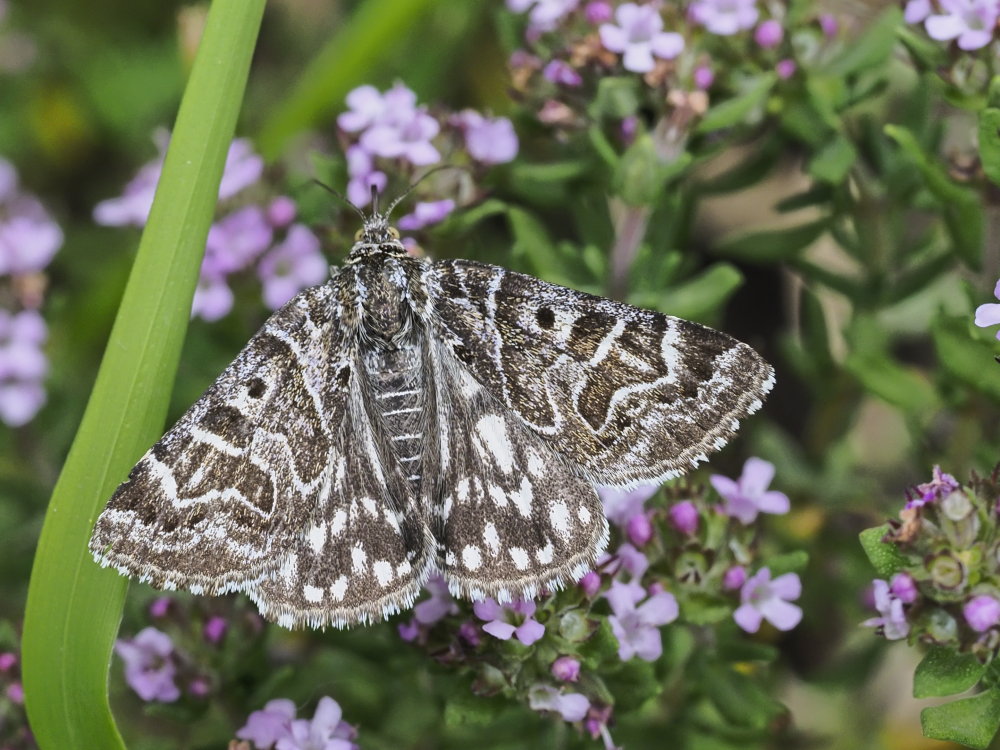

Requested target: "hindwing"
[{"left": 424, "top": 340, "right": 608, "bottom": 601}]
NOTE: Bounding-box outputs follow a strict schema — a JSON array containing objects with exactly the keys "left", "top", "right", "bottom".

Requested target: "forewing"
[
  {"left": 90, "top": 282, "right": 346, "bottom": 594},
  {"left": 425, "top": 341, "right": 608, "bottom": 601},
  {"left": 421, "top": 260, "right": 774, "bottom": 487},
  {"left": 248, "top": 366, "right": 436, "bottom": 628}
]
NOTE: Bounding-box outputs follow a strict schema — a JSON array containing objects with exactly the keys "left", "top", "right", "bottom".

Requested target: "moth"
[{"left": 90, "top": 198, "right": 774, "bottom": 629}]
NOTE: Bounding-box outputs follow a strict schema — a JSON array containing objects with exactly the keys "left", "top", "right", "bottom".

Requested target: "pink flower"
[
  {"left": 114, "top": 627, "right": 180, "bottom": 702},
  {"left": 191, "top": 273, "right": 234, "bottom": 322},
  {"left": 543, "top": 59, "right": 583, "bottom": 86},
  {"left": 456, "top": 111, "right": 519, "bottom": 165},
  {"left": 279, "top": 696, "right": 357, "bottom": 750},
  {"left": 890, "top": 572, "right": 918, "bottom": 604},
  {"left": 693, "top": 64, "right": 715, "bottom": 89},
  {"left": 598, "top": 483, "right": 659, "bottom": 527},
  {"left": 551, "top": 655, "right": 581, "bottom": 682},
  {"left": 668, "top": 500, "right": 699, "bottom": 535},
  {"left": 754, "top": 19, "right": 783, "bottom": 48},
  {"left": 579, "top": 570, "right": 602, "bottom": 597},
  {"left": 626, "top": 511, "right": 653, "bottom": 546},
  {"left": 964, "top": 594, "right": 1000, "bottom": 632},
  {"left": 203, "top": 616, "right": 227, "bottom": 645},
  {"left": 507, "top": 0, "right": 580, "bottom": 32},
  {"left": 345, "top": 145, "right": 388, "bottom": 208},
  {"left": 689, "top": 0, "right": 759, "bottom": 35},
  {"left": 257, "top": 224, "right": 328, "bottom": 310},
  {"left": 529, "top": 685, "right": 590, "bottom": 722},
  {"left": 473, "top": 598, "right": 545, "bottom": 645},
  {"left": 975, "top": 279, "right": 1000, "bottom": 339},
  {"left": 267, "top": 196, "right": 297, "bottom": 228},
  {"left": 360, "top": 99, "right": 441, "bottom": 166},
  {"left": 0, "top": 309, "right": 47, "bottom": 427},
  {"left": 397, "top": 200, "right": 456, "bottom": 231},
  {"left": 734, "top": 568, "right": 802, "bottom": 633},
  {"left": 776, "top": 59, "right": 796, "bottom": 79},
  {"left": 925, "top": 0, "right": 997, "bottom": 50},
  {"left": 905, "top": 0, "right": 932, "bottom": 23},
  {"left": 93, "top": 135, "right": 261, "bottom": 227},
  {"left": 585, "top": 1, "right": 613, "bottom": 24},
  {"left": 599, "top": 3, "right": 684, "bottom": 73},
  {"left": 204, "top": 205, "right": 274, "bottom": 276},
  {"left": 0, "top": 197, "right": 63, "bottom": 275},
  {"left": 606, "top": 580, "right": 678, "bottom": 661},
  {"left": 238, "top": 698, "right": 297, "bottom": 748},
  {"left": 722, "top": 565, "right": 747, "bottom": 591},
  {"left": 710, "top": 457, "right": 790, "bottom": 524},
  {"left": 413, "top": 574, "right": 459, "bottom": 625},
  {"left": 862, "top": 578, "right": 909, "bottom": 640}
]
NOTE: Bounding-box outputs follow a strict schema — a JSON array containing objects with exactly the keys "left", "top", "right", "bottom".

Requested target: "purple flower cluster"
[
  {"left": 905, "top": 0, "right": 998, "bottom": 50},
  {"left": 862, "top": 577, "right": 912, "bottom": 641},
  {"left": 95, "top": 137, "right": 326, "bottom": 321},
  {"left": 337, "top": 83, "right": 517, "bottom": 230},
  {"left": 734, "top": 567, "right": 802, "bottom": 633},
  {"left": 605, "top": 580, "right": 679, "bottom": 660},
  {"left": 906, "top": 464, "right": 960, "bottom": 509},
  {"left": 236, "top": 696, "right": 358, "bottom": 750},
  {"left": 0, "top": 310, "right": 47, "bottom": 427},
  {"left": 474, "top": 597, "right": 546, "bottom": 645},
  {"left": 710, "top": 457, "right": 790, "bottom": 525},
  {"left": 115, "top": 627, "right": 181, "bottom": 702},
  {"left": 0, "top": 158, "right": 63, "bottom": 427}
]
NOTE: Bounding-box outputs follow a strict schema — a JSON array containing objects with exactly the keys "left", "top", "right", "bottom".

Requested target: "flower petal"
[
  {"left": 740, "top": 457, "right": 775, "bottom": 496},
  {"left": 482, "top": 620, "right": 517, "bottom": 640},
  {"left": 733, "top": 603, "right": 763, "bottom": 633},
  {"left": 759, "top": 597, "right": 803, "bottom": 631}
]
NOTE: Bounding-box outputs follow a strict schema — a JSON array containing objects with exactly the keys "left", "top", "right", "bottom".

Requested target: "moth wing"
[
  {"left": 421, "top": 260, "right": 774, "bottom": 487},
  {"left": 423, "top": 340, "right": 608, "bottom": 601},
  {"left": 90, "top": 282, "right": 347, "bottom": 594},
  {"left": 246, "top": 384, "right": 436, "bottom": 628}
]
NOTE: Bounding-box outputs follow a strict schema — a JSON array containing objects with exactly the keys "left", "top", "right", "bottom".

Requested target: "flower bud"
[
  {"left": 964, "top": 594, "right": 1000, "bottom": 632},
  {"left": 551, "top": 656, "right": 581, "bottom": 682}
]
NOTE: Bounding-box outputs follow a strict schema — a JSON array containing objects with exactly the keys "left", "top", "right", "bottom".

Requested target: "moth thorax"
[{"left": 359, "top": 261, "right": 413, "bottom": 346}]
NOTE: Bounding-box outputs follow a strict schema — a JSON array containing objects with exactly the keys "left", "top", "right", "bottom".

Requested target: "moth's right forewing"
[
  {"left": 89, "top": 282, "right": 345, "bottom": 594},
  {"left": 421, "top": 260, "right": 774, "bottom": 488}
]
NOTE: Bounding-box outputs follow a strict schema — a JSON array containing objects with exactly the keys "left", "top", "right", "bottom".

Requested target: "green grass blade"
[
  {"left": 256, "top": 0, "right": 439, "bottom": 159},
  {"left": 22, "top": 1, "right": 265, "bottom": 747}
]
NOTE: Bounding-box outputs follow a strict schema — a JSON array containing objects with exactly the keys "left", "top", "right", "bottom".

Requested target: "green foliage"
[{"left": 20, "top": 2, "right": 266, "bottom": 747}]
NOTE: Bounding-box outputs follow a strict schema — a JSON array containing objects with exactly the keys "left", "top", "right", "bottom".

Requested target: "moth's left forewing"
[{"left": 421, "top": 260, "right": 774, "bottom": 487}]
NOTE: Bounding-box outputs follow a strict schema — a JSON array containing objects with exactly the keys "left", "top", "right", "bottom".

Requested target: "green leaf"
[
  {"left": 765, "top": 550, "right": 809, "bottom": 578},
  {"left": 638, "top": 263, "right": 743, "bottom": 321},
  {"left": 920, "top": 689, "right": 1000, "bottom": 749},
  {"left": 506, "top": 207, "right": 572, "bottom": 285},
  {"left": 885, "top": 124, "right": 983, "bottom": 268},
  {"left": 914, "top": 647, "right": 987, "bottom": 698},
  {"left": 826, "top": 8, "right": 901, "bottom": 77},
  {"left": 694, "top": 134, "right": 782, "bottom": 195},
  {"left": 808, "top": 133, "right": 857, "bottom": 184},
  {"left": 20, "top": 3, "right": 265, "bottom": 748},
  {"left": 444, "top": 691, "right": 510, "bottom": 727},
  {"left": 713, "top": 218, "right": 829, "bottom": 263},
  {"left": 695, "top": 74, "right": 777, "bottom": 134},
  {"left": 590, "top": 76, "right": 641, "bottom": 120},
  {"left": 613, "top": 134, "right": 692, "bottom": 205},
  {"left": 932, "top": 315, "right": 1000, "bottom": 402},
  {"left": 844, "top": 349, "right": 938, "bottom": 414},
  {"left": 859, "top": 525, "right": 909, "bottom": 578},
  {"left": 701, "top": 661, "right": 786, "bottom": 730},
  {"left": 977, "top": 108, "right": 1000, "bottom": 187},
  {"left": 257, "top": 0, "right": 442, "bottom": 158}
]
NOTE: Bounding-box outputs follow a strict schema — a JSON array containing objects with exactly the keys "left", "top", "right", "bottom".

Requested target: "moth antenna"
[
  {"left": 383, "top": 165, "right": 465, "bottom": 219},
  {"left": 312, "top": 179, "right": 366, "bottom": 223}
]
